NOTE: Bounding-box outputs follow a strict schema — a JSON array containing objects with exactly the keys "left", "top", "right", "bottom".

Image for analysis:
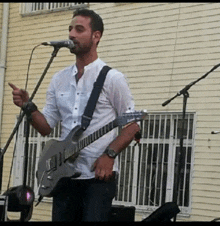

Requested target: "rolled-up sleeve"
[
  {"left": 42, "top": 77, "right": 61, "bottom": 129},
  {"left": 107, "top": 71, "right": 135, "bottom": 116}
]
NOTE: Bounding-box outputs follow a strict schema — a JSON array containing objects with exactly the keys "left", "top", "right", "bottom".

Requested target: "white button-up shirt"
[{"left": 42, "top": 58, "right": 135, "bottom": 179}]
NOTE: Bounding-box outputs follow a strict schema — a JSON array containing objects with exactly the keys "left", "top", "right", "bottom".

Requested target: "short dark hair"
[{"left": 73, "top": 8, "right": 104, "bottom": 37}]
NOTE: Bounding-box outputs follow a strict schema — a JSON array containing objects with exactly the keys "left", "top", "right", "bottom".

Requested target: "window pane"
[
  {"left": 136, "top": 143, "right": 168, "bottom": 206},
  {"left": 115, "top": 146, "right": 134, "bottom": 203},
  {"left": 21, "top": 3, "right": 88, "bottom": 15}
]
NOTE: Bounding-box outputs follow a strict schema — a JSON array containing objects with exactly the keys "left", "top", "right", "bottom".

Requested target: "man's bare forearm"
[
  {"left": 30, "top": 110, "right": 51, "bottom": 136},
  {"left": 108, "top": 122, "right": 140, "bottom": 154}
]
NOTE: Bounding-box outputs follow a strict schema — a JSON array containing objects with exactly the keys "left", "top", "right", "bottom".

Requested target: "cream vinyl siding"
[
  {"left": 0, "top": 3, "right": 3, "bottom": 52},
  {"left": 1, "top": 2, "right": 220, "bottom": 221}
]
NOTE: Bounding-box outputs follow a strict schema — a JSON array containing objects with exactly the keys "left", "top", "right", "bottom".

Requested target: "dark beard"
[{"left": 70, "top": 38, "right": 93, "bottom": 56}]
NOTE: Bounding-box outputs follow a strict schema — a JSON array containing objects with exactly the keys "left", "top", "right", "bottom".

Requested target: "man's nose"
[{"left": 69, "top": 28, "right": 76, "bottom": 39}]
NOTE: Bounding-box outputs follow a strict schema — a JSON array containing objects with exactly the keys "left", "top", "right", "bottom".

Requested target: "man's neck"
[{"left": 76, "top": 51, "right": 98, "bottom": 79}]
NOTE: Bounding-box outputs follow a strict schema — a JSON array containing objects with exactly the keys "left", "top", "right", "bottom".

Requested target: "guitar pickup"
[{"left": 46, "top": 155, "right": 57, "bottom": 171}]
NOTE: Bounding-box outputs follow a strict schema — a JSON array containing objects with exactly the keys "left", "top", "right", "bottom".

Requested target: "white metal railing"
[
  {"left": 13, "top": 112, "right": 195, "bottom": 215},
  {"left": 20, "top": 3, "right": 89, "bottom": 16}
]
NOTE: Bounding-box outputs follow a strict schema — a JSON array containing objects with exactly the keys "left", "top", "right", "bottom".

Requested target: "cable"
[
  {"left": 7, "top": 43, "right": 42, "bottom": 190},
  {"left": 24, "top": 44, "right": 42, "bottom": 91}
]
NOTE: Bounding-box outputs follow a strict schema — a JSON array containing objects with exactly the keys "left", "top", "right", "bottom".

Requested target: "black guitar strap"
[{"left": 81, "top": 65, "right": 112, "bottom": 132}]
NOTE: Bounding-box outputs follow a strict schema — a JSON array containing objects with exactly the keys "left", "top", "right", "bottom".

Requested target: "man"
[{"left": 9, "top": 9, "right": 140, "bottom": 221}]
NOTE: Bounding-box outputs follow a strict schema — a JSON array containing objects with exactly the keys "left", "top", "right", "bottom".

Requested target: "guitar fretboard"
[
  {"left": 64, "top": 119, "right": 118, "bottom": 161},
  {"left": 77, "top": 119, "right": 118, "bottom": 152}
]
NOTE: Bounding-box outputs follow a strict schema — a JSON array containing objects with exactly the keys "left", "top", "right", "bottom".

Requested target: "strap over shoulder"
[{"left": 81, "top": 65, "right": 112, "bottom": 131}]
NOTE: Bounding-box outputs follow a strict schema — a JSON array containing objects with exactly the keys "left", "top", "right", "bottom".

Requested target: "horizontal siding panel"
[
  {"left": 193, "top": 197, "right": 220, "bottom": 208},
  {"left": 193, "top": 190, "right": 220, "bottom": 199},
  {"left": 31, "top": 201, "right": 52, "bottom": 221},
  {"left": 194, "top": 171, "right": 220, "bottom": 179},
  {"left": 193, "top": 159, "right": 220, "bottom": 167},
  {"left": 193, "top": 184, "right": 220, "bottom": 193},
  {"left": 195, "top": 164, "right": 220, "bottom": 172},
  {"left": 192, "top": 205, "right": 220, "bottom": 216}
]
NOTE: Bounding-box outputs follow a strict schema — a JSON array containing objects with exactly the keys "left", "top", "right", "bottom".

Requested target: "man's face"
[{"left": 69, "top": 15, "right": 94, "bottom": 55}]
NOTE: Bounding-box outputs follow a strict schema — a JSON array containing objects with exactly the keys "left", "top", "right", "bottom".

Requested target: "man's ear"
[{"left": 93, "top": 31, "right": 101, "bottom": 45}]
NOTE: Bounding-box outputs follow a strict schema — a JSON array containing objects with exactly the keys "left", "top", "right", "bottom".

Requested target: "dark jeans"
[{"left": 52, "top": 177, "right": 116, "bottom": 222}]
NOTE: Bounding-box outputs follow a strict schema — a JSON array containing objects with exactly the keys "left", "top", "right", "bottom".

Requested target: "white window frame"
[
  {"left": 113, "top": 112, "right": 196, "bottom": 217},
  {"left": 12, "top": 111, "right": 196, "bottom": 217},
  {"left": 20, "top": 3, "right": 89, "bottom": 16}
]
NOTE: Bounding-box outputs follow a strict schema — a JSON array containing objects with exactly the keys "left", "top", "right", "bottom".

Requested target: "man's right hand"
[
  {"left": 9, "top": 83, "right": 29, "bottom": 108},
  {"left": 9, "top": 82, "right": 51, "bottom": 136}
]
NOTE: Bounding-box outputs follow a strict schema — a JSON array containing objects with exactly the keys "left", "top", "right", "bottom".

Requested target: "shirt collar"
[
  {"left": 72, "top": 58, "right": 101, "bottom": 78},
  {"left": 84, "top": 58, "right": 100, "bottom": 71}
]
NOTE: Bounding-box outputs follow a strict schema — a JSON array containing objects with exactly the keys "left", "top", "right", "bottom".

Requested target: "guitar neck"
[
  {"left": 65, "top": 111, "right": 146, "bottom": 160},
  {"left": 77, "top": 119, "right": 118, "bottom": 152}
]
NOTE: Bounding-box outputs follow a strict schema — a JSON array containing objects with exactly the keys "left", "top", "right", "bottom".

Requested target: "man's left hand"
[{"left": 92, "top": 154, "right": 114, "bottom": 182}]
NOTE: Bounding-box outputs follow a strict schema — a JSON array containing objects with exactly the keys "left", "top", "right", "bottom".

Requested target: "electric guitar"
[{"left": 36, "top": 111, "right": 147, "bottom": 197}]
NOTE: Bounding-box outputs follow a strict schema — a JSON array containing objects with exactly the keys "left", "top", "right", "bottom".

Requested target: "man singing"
[{"left": 9, "top": 9, "right": 140, "bottom": 221}]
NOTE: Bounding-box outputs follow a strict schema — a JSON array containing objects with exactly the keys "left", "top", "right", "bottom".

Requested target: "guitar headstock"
[{"left": 116, "top": 110, "right": 148, "bottom": 126}]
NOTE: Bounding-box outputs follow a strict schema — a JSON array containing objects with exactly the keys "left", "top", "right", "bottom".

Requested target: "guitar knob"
[
  {"left": 41, "top": 185, "right": 49, "bottom": 189},
  {"left": 47, "top": 176, "right": 53, "bottom": 180}
]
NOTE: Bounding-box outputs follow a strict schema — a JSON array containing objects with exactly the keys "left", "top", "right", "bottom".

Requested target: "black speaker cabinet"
[{"left": 109, "top": 205, "right": 135, "bottom": 222}]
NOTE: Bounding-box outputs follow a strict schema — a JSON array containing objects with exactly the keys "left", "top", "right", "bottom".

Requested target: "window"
[
  {"left": 13, "top": 112, "right": 195, "bottom": 216},
  {"left": 114, "top": 112, "right": 195, "bottom": 216},
  {"left": 20, "top": 3, "right": 89, "bottom": 16}
]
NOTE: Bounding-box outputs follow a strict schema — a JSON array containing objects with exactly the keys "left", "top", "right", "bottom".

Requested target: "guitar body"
[{"left": 37, "top": 126, "right": 82, "bottom": 197}]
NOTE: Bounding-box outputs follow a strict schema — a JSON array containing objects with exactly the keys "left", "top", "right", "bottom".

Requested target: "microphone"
[
  {"left": 41, "top": 39, "right": 75, "bottom": 50},
  {"left": 211, "top": 131, "right": 220, "bottom": 134}
]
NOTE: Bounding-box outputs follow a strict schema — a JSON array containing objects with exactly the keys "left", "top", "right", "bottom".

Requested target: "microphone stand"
[
  {"left": 20, "top": 115, "right": 31, "bottom": 222},
  {"left": 162, "top": 62, "right": 220, "bottom": 222},
  {"left": 0, "top": 46, "right": 60, "bottom": 221}
]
